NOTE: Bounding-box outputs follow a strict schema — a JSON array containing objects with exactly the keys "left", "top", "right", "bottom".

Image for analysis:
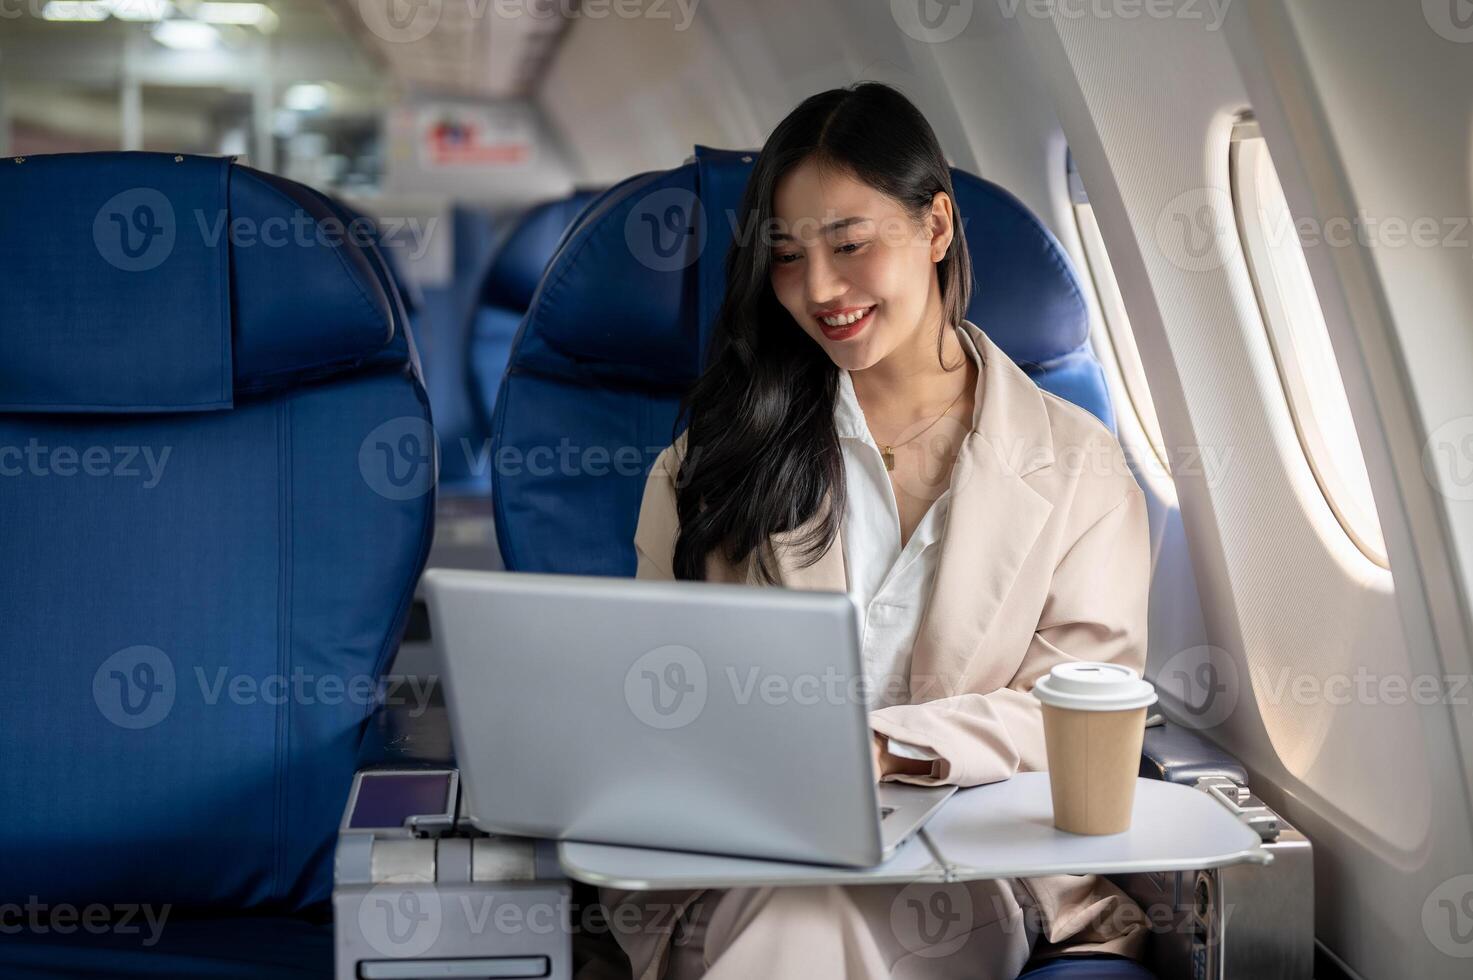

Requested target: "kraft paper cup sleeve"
[{"left": 1034, "top": 663, "right": 1157, "bottom": 835}]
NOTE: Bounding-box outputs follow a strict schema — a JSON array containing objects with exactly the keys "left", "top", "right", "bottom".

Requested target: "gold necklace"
[{"left": 879, "top": 384, "right": 968, "bottom": 471}]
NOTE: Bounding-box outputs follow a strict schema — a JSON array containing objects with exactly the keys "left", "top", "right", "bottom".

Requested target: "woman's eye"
[
  {"left": 772, "top": 252, "right": 801, "bottom": 265},
  {"left": 835, "top": 241, "right": 866, "bottom": 255}
]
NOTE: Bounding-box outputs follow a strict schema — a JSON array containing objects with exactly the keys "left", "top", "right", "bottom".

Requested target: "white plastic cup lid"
[{"left": 1033, "top": 662, "right": 1157, "bottom": 712}]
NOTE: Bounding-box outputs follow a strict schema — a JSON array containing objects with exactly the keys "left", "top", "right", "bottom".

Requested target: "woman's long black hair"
[{"left": 671, "top": 81, "right": 973, "bottom": 582}]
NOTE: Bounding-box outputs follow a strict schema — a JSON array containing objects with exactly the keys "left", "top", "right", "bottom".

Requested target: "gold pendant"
[{"left": 882, "top": 446, "right": 895, "bottom": 471}]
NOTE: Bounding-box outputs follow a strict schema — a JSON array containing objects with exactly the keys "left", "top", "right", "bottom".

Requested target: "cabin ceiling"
[
  {"left": 0, "top": 0, "right": 572, "bottom": 101},
  {"left": 327, "top": 0, "right": 575, "bottom": 99}
]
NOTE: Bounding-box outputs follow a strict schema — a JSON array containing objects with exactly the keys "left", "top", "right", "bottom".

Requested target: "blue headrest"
[
  {"left": 307, "top": 188, "right": 421, "bottom": 380},
  {"left": 512, "top": 166, "right": 706, "bottom": 391},
  {"left": 331, "top": 196, "right": 424, "bottom": 317},
  {"left": 0, "top": 152, "right": 400, "bottom": 414},
  {"left": 481, "top": 190, "right": 602, "bottom": 311},
  {"left": 950, "top": 171, "right": 1090, "bottom": 368}
]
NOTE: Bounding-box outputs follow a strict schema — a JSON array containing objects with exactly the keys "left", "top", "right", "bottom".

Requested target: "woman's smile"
[{"left": 814, "top": 304, "right": 877, "bottom": 341}]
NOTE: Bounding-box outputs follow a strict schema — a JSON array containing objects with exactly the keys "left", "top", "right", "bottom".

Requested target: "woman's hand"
[{"left": 871, "top": 731, "right": 941, "bottom": 781}]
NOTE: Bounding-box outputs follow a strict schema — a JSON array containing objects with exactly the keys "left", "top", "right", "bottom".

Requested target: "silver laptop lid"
[{"left": 424, "top": 568, "right": 885, "bottom": 866}]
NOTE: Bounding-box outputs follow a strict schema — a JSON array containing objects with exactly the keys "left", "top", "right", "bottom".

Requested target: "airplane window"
[
  {"left": 1231, "top": 130, "right": 1389, "bottom": 569},
  {"left": 1067, "top": 152, "right": 1171, "bottom": 472}
]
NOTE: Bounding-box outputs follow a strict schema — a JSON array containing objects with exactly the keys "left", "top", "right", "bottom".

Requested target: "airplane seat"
[
  {"left": 489, "top": 157, "right": 711, "bottom": 574},
  {"left": 415, "top": 205, "right": 504, "bottom": 498},
  {"left": 0, "top": 152, "right": 435, "bottom": 978},
  {"left": 491, "top": 146, "right": 1115, "bottom": 575},
  {"left": 468, "top": 189, "right": 602, "bottom": 432}
]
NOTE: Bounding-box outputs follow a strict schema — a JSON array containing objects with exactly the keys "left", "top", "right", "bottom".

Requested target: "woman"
[{"left": 590, "top": 82, "right": 1151, "bottom": 980}]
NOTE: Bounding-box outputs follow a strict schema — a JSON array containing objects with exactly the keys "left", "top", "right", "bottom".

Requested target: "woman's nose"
[{"left": 805, "top": 254, "right": 845, "bottom": 306}]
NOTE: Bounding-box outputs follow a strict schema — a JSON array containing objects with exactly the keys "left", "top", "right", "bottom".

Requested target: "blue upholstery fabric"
[
  {"left": 0, "top": 153, "right": 434, "bottom": 929},
  {"left": 0, "top": 153, "right": 233, "bottom": 412},
  {"left": 0, "top": 153, "right": 401, "bottom": 413},
  {"left": 0, "top": 915, "right": 333, "bottom": 979},
  {"left": 468, "top": 190, "right": 602, "bottom": 429},
  {"left": 948, "top": 170, "right": 1112, "bottom": 431},
  {"left": 430, "top": 205, "right": 506, "bottom": 493},
  {"left": 480, "top": 191, "right": 603, "bottom": 312},
  {"left": 492, "top": 147, "right": 1111, "bottom": 575},
  {"left": 304, "top": 190, "right": 423, "bottom": 384},
  {"left": 490, "top": 169, "right": 697, "bottom": 575},
  {"left": 504, "top": 170, "right": 702, "bottom": 392},
  {"left": 1019, "top": 954, "right": 1157, "bottom": 978},
  {"left": 694, "top": 147, "right": 759, "bottom": 348},
  {"left": 307, "top": 197, "right": 432, "bottom": 435},
  {"left": 468, "top": 306, "right": 525, "bottom": 424},
  {"left": 228, "top": 168, "right": 397, "bottom": 396}
]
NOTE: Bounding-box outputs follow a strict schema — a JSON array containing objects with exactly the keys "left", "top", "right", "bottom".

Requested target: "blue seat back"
[
  {"left": 412, "top": 206, "right": 504, "bottom": 494},
  {"left": 492, "top": 147, "right": 1107, "bottom": 575},
  {"left": 468, "top": 190, "right": 602, "bottom": 431},
  {"left": 0, "top": 153, "right": 435, "bottom": 912}
]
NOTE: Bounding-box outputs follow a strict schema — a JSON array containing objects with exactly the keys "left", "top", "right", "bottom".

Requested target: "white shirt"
[{"left": 835, "top": 321, "right": 987, "bottom": 764}]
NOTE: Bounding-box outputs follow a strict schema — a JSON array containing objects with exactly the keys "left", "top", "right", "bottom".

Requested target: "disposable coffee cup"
[{"left": 1034, "top": 662, "right": 1157, "bottom": 835}]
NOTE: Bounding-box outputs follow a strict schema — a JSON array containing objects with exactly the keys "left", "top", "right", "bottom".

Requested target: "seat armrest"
[
  {"left": 1139, "top": 720, "right": 1248, "bottom": 785},
  {"left": 1118, "top": 727, "right": 1314, "bottom": 980}
]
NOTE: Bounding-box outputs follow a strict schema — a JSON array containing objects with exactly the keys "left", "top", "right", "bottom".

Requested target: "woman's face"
[{"left": 768, "top": 157, "right": 953, "bottom": 372}]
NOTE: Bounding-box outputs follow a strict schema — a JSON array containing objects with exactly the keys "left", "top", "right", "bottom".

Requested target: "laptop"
[{"left": 423, "top": 568, "right": 956, "bottom": 867}]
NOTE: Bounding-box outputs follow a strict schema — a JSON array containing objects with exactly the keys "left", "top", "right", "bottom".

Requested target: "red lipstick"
[{"left": 814, "top": 304, "right": 876, "bottom": 342}]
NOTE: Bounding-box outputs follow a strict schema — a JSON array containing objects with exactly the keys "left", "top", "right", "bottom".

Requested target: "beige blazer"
[{"left": 615, "top": 324, "right": 1151, "bottom": 973}]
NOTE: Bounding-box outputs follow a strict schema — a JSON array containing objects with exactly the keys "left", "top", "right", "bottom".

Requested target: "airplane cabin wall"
[
  {"left": 539, "top": 9, "right": 759, "bottom": 181},
  {"left": 1014, "top": 2, "right": 1473, "bottom": 977}
]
